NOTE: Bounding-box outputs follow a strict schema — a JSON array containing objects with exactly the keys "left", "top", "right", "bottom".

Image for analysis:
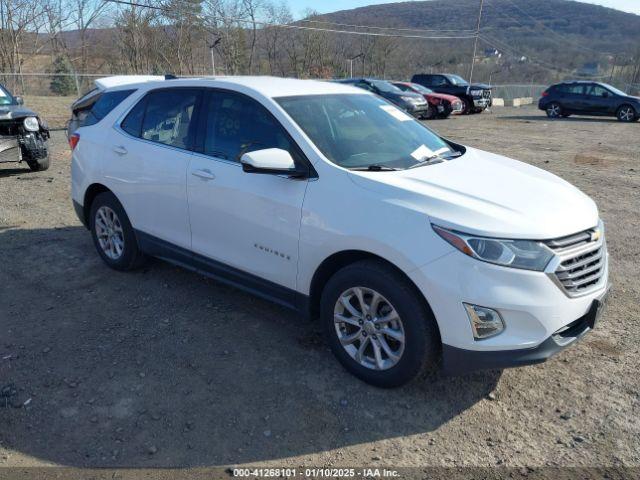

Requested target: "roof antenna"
[{"left": 165, "top": 74, "right": 178, "bottom": 80}]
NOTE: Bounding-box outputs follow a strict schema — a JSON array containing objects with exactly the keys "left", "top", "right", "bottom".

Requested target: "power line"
[{"left": 105, "top": 0, "right": 477, "bottom": 40}]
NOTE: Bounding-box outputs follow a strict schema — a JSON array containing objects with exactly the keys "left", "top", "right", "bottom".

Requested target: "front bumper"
[
  {"left": 442, "top": 286, "right": 609, "bottom": 375},
  {"left": 0, "top": 135, "right": 22, "bottom": 163},
  {"left": 408, "top": 238, "right": 610, "bottom": 375},
  {"left": 406, "top": 103, "right": 430, "bottom": 118},
  {"left": 472, "top": 97, "right": 491, "bottom": 109}
]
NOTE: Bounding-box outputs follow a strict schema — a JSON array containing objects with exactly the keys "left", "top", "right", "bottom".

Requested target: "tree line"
[{"left": 1, "top": 0, "right": 639, "bottom": 96}]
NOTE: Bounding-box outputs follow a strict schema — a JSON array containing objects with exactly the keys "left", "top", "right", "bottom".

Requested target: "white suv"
[{"left": 70, "top": 76, "right": 610, "bottom": 387}]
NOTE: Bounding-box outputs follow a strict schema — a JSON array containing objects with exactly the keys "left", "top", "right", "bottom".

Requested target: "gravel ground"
[{"left": 0, "top": 107, "right": 638, "bottom": 473}]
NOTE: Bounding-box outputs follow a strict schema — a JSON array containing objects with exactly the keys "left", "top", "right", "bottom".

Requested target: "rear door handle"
[
  {"left": 112, "top": 145, "right": 128, "bottom": 156},
  {"left": 191, "top": 169, "right": 216, "bottom": 181}
]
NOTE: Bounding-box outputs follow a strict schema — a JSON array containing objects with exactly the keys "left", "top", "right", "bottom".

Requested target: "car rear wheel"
[
  {"left": 546, "top": 102, "right": 562, "bottom": 118},
  {"left": 321, "top": 260, "right": 440, "bottom": 388},
  {"left": 89, "top": 191, "right": 146, "bottom": 271},
  {"left": 617, "top": 104, "right": 637, "bottom": 122}
]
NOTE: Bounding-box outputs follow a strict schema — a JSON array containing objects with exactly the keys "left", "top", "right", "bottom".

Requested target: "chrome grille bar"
[{"left": 544, "top": 221, "right": 607, "bottom": 297}]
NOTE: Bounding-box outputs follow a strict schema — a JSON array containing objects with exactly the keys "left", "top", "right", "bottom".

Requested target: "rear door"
[
  {"left": 561, "top": 83, "right": 586, "bottom": 112},
  {"left": 106, "top": 88, "right": 202, "bottom": 249},
  {"left": 186, "top": 89, "right": 309, "bottom": 295}
]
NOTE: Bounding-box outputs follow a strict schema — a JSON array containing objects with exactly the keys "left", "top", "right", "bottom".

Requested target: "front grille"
[
  {"left": 482, "top": 90, "right": 492, "bottom": 99},
  {"left": 545, "top": 225, "right": 606, "bottom": 297}
]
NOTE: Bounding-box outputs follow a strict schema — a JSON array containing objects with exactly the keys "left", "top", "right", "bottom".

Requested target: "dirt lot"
[{"left": 0, "top": 106, "right": 639, "bottom": 473}]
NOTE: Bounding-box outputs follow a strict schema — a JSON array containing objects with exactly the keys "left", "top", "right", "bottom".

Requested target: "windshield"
[
  {"left": 276, "top": 94, "right": 460, "bottom": 170},
  {"left": 0, "top": 84, "right": 13, "bottom": 106},
  {"left": 447, "top": 75, "right": 469, "bottom": 86},
  {"left": 410, "top": 83, "right": 433, "bottom": 94},
  {"left": 600, "top": 83, "right": 628, "bottom": 96},
  {"left": 370, "top": 80, "right": 402, "bottom": 93}
]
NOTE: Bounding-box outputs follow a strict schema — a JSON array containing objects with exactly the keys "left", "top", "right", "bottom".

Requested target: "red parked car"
[{"left": 392, "top": 81, "right": 463, "bottom": 119}]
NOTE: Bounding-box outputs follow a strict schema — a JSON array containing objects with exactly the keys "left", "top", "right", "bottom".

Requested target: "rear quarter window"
[{"left": 82, "top": 89, "right": 135, "bottom": 127}]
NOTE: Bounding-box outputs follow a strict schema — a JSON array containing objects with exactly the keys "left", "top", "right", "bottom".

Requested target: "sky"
[{"left": 286, "top": 0, "right": 640, "bottom": 16}]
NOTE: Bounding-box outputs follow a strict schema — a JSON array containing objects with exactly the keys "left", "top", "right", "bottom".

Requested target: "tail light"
[
  {"left": 541, "top": 91, "right": 549, "bottom": 97},
  {"left": 69, "top": 133, "right": 80, "bottom": 150}
]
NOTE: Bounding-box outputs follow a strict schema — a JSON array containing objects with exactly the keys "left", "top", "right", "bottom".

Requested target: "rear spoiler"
[{"left": 70, "top": 75, "right": 168, "bottom": 113}]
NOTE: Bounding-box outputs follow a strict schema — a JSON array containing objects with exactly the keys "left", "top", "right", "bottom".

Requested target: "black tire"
[
  {"left": 616, "top": 104, "right": 637, "bottom": 122},
  {"left": 425, "top": 104, "right": 437, "bottom": 120},
  {"left": 460, "top": 97, "right": 471, "bottom": 115},
  {"left": 26, "top": 155, "right": 49, "bottom": 171},
  {"left": 546, "top": 102, "right": 562, "bottom": 118},
  {"left": 89, "top": 191, "right": 146, "bottom": 271},
  {"left": 321, "top": 260, "right": 440, "bottom": 388}
]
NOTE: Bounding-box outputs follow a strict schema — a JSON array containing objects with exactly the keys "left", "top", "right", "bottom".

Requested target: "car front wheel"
[
  {"left": 617, "top": 104, "right": 637, "bottom": 122},
  {"left": 546, "top": 102, "right": 562, "bottom": 118},
  {"left": 89, "top": 191, "right": 146, "bottom": 271},
  {"left": 321, "top": 260, "right": 440, "bottom": 388}
]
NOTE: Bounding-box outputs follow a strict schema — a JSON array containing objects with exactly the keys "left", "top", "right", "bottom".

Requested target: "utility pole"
[
  {"left": 209, "top": 37, "right": 221, "bottom": 76},
  {"left": 348, "top": 53, "right": 363, "bottom": 78},
  {"left": 468, "top": 0, "right": 485, "bottom": 85}
]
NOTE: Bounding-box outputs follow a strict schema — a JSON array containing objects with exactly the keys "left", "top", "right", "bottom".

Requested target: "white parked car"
[{"left": 70, "top": 76, "right": 610, "bottom": 387}]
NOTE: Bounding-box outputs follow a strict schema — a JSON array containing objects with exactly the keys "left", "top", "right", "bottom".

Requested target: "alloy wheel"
[
  {"left": 547, "top": 103, "right": 561, "bottom": 118},
  {"left": 619, "top": 106, "right": 634, "bottom": 122},
  {"left": 333, "top": 286, "right": 405, "bottom": 371},
  {"left": 95, "top": 206, "right": 125, "bottom": 260}
]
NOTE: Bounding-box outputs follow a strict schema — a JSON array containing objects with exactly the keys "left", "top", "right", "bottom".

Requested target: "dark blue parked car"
[{"left": 539, "top": 81, "right": 640, "bottom": 122}]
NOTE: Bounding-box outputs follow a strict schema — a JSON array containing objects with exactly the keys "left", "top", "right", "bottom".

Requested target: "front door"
[
  {"left": 186, "top": 89, "right": 309, "bottom": 297},
  {"left": 584, "top": 84, "right": 614, "bottom": 115}
]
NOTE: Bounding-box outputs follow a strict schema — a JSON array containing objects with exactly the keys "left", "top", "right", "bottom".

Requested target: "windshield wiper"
[
  {"left": 408, "top": 151, "right": 462, "bottom": 169},
  {"left": 350, "top": 164, "right": 398, "bottom": 171}
]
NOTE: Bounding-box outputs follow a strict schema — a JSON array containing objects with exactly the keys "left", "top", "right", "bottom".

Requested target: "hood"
[
  {"left": 348, "top": 146, "right": 598, "bottom": 240},
  {"left": 385, "top": 90, "right": 423, "bottom": 101},
  {"left": 426, "top": 92, "right": 461, "bottom": 103},
  {"left": 469, "top": 83, "right": 491, "bottom": 90},
  {"left": 0, "top": 104, "right": 38, "bottom": 121}
]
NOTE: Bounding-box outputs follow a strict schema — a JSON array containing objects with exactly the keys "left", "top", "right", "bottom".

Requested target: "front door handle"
[
  {"left": 112, "top": 145, "right": 128, "bottom": 156},
  {"left": 191, "top": 169, "right": 216, "bottom": 181}
]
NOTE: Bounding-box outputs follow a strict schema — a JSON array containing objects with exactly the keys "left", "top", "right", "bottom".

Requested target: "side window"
[
  {"left": 568, "top": 84, "right": 585, "bottom": 95},
  {"left": 419, "top": 76, "right": 434, "bottom": 86},
  {"left": 587, "top": 85, "right": 608, "bottom": 97},
  {"left": 432, "top": 76, "right": 447, "bottom": 86},
  {"left": 121, "top": 96, "right": 147, "bottom": 137},
  {"left": 140, "top": 89, "right": 199, "bottom": 150},
  {"left": 356, "top": 82, "right": 375, "bottom": 92},
  {"left": 202, "top": 91, "right": 294, "bottom": 162},
  {"left": 82, "top": 89, "right": 135, "bottom": 127},
  {"left": 394, "top": 84, "right": 410, "bottom": 92}
]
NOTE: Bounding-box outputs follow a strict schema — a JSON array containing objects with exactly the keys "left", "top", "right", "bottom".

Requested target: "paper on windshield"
[
  {"left": 410, "top": 145, "right": 449, "bottom": 161},
  {"left": 379, "top": 104, "right": 412, "bottom": 122}
]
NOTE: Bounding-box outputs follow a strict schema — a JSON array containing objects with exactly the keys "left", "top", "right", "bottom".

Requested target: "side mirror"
[
  {"left": 14, "top": 96, "right": 24, "bottom": 105},
  {"left": 241, "top": 148, "right": 302, "bottom": 177},
  {"left": 602, "top": 91, "right": 609, "bottom": 98}
]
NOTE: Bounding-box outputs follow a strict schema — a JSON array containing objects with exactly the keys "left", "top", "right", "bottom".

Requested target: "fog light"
[{"left": 464, "top": 303, "right": 505, "bottom": 340}]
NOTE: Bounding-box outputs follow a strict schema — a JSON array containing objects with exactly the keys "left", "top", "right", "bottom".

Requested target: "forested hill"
[{"left": 319, "top": 0, "right": 640, "bottom": 64}]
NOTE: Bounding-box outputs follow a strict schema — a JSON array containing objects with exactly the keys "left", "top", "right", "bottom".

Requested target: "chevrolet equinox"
[{"left": 70, "top": 76, "right": 610, "bottom": 387}]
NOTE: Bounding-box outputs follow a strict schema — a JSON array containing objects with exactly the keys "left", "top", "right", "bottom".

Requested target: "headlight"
[
  {"left": 23, "top": 116, "right": 39, "bottom": 132},
  {"left": 470, "top": 89, "right": 482, "bottom": 97},
  {"left": 432, "top": 225, "right": 554, "bottom": 271}
]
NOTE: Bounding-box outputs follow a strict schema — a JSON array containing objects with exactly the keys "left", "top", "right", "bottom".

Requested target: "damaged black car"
[{"left": 0, "top": 83, "right": 50, "bottom": 171}]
